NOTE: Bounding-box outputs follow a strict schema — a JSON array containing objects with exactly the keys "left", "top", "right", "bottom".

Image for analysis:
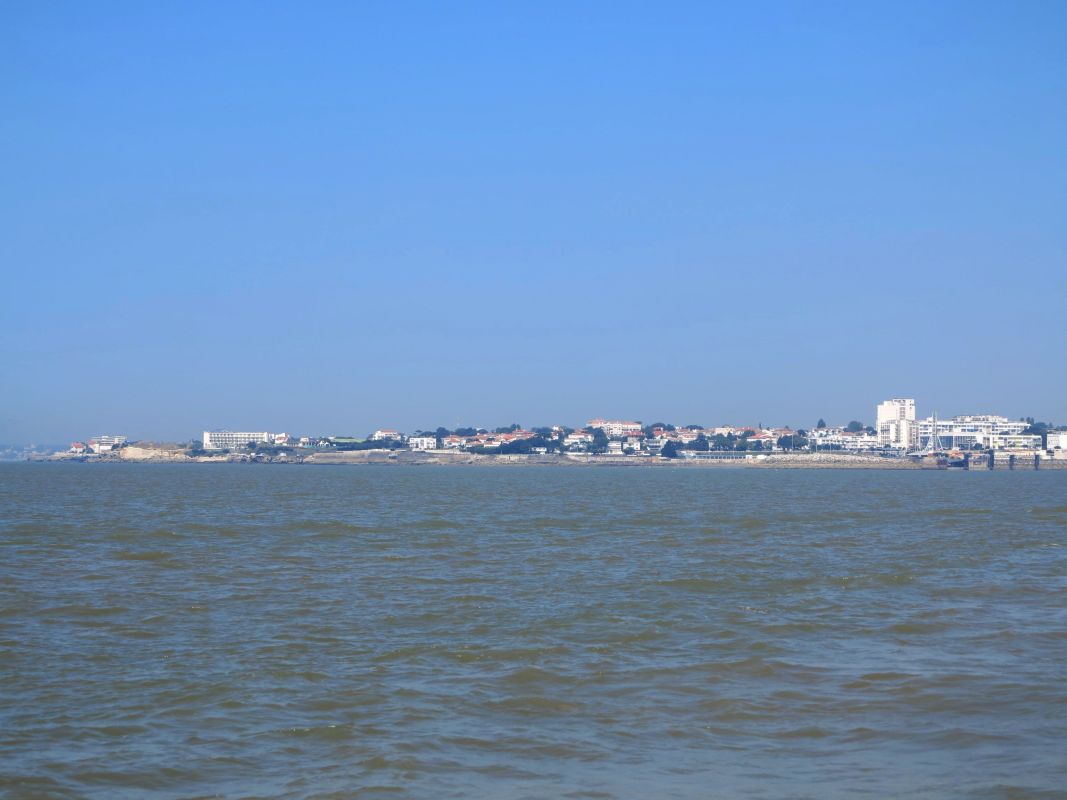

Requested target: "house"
[
  {"left": 370, "top": 429, "right": 403, "bottom": 441},
  {"left": 746, "top": 430, "right": 777, "bottom": 449},
  {"left": 643, "top": 437, "right": 665, "bottom": 454},
  {"left": 408, "top": 436, "right": 437, "bottom": 451},
  {"left": 564, "top": 430, "right": 594, "bottom": 449}
]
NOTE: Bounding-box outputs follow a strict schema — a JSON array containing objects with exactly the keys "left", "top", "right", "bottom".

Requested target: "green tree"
[
  {"left": 661, "top": 440, "right": 680, "bottom": 459},
  {"left": 590, "top": 428, "right": 609, "bottom": 454},
  {"left": 642, "top": 422, "right": 675, "bottom": 437},
  {"left": 497, "top": 435, "right": 556, "bottom": 455},
  {"left": 846, "top": 420, "right": 864, "bottom": 432},
  {"left": 816, "top": 419, "right": 827, "bottom": 429}
]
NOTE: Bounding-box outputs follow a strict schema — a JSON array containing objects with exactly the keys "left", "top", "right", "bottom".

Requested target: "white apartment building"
[
  {"left": 808, "top": 427, "right": 880, "bottom": 450},
  {"left": 985, "top": 433, "right": 1042, "bottom": 451},
  {"left": 89, "top": 435, "right": 127, "bottom": 452},
  {"left": 587, "top": 418, "right": 643, "bottom": 437},
  {"left": 1046, "top": 431, "right": 1067, "bottom": 451},
  {"left": 913, "top": 415, "right": 1029, "bottom": 450},
  {"left": 408, "top": 436, "right": 437, "bottom": 451},
  {"left": 876, "top": 399, "right": 916, "bottom": 448},
  {"left": 203, "top": 431, "right": 272, "bottom": 451}
]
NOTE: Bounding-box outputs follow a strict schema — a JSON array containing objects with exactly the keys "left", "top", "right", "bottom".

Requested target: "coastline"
[{"left": 23, "top": 450, "right": 1067, "bottom": 469}]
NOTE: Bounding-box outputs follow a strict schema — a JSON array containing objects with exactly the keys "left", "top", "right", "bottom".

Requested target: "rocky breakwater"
[{"left": 746, "top": 452, "right": 921, "bottom": 468}]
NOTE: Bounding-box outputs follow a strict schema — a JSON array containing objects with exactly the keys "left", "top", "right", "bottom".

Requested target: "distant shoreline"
[{"left": 22, "top": 451, "right": 1067, "bottom": 470}]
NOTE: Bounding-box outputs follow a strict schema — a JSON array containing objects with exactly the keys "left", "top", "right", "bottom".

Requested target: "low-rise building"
[
  {"left": 203, "top": 431, "right": 272, "bottom": 451},
  {"left": 587, "top": 418, "right": 643, "bottom": 437},
  {"left": 986, "top": 433, "right": 1042, "bottom": 451},
  {"left": 913, "top": 415, "right": 1029, "bottom": 450},
  {"left": 643, "top": 438, "right": 665, "bottom": 454},
  {"left": 673, "top": 429, "right": 702, "bottom": 444},
  {"left": 808, "top": 427, "right": 880, "bottom": 451},
  {"left": 89, "top": 435, "right": 127, "bottom": 452},
  {"left": 370, "top": 429, "right": 403, "bottom": 441},
  {"left": 1046, "top": 431, "right": 1067, "bottom": 451},
  {"left": 408, "top": 436, "right": 437, "bottom": 451},
  {"left": 744, "top": 430, "right": 777, "bottom": 449},
  {"left": 564, "top": 430, "right": 594, "bottom": 448}
]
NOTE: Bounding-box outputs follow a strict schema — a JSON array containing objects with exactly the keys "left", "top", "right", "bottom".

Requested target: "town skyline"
[
  {"left": 31, "top": 395, "right": 1066, "bottom": 454},
  {"left": 7, "top": 397, "right": 1064, "bottom": 449}
]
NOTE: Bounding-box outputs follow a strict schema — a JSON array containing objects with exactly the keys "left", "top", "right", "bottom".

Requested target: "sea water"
[{"left": 1, "top": 464, "right": 1065, "bottom": 798}]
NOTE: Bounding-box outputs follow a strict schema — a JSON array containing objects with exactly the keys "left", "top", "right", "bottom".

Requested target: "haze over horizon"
[{"left": 3, "top": 2, "right": 1065, "bottom": 444}]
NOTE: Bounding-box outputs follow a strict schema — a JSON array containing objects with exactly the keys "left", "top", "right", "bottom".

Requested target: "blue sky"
[{"left": 2, "top": 2, "right": 1065, "bottom": 442}]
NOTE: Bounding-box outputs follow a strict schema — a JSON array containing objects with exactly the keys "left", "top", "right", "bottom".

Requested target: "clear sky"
[{"left": 3, "top": 1, "right": 1065, "bottom": 443}]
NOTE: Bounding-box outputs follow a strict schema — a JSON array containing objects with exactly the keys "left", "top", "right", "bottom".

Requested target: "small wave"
[
  {"left": 447, "top": 594, "right": 497, "bottom": 603},
  {"left": 772, "top": 725, "right": 830, "bottom": 739},
  {"left": 887, "top": 621, "right": 950, "bottom": 634},
  {"left": 656, "top": 578, "right": 725, "bottom": 593},
  {"left": 501, "top": 666, "right": 572, "bottom": 686},
  {"left": 859, "top": 671, "right": 913, "bottom": 682},
  {"left": 39, "top": 604, "right": 127, "bottom": 618},
  {"left": 490, "top": 695, "right": 582, "bottom": 714},
  {"left": 410, "top": 518, "right": 461, "bottom": 531},
  {"left": 279, "top": 724, "right": 354, "bottom": 741},
  {"left": 115, "top": 550, "right": 180, "bottom": 566}
]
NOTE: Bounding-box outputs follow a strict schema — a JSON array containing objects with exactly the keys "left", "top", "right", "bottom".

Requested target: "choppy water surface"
[{"left": 1, "top": 464, "right": 1066, "bottom": 799}]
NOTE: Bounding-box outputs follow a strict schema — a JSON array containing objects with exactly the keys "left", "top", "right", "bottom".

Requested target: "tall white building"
[{"left": 876, "top": 399, "right": 916, "bottom": 449}]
